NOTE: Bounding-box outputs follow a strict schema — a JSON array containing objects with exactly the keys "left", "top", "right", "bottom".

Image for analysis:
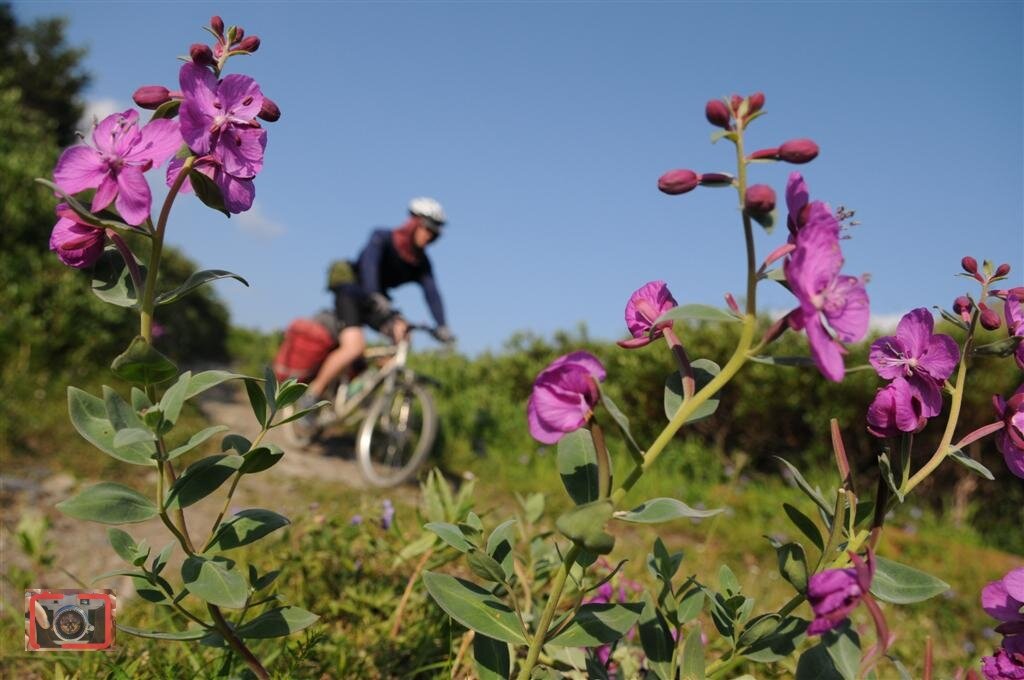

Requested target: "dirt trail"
[{"left": 2, "top": 384, "right": 371, "bottom": 603}]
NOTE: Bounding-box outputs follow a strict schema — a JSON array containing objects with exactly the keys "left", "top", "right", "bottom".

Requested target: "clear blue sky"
[{"left": 16, "top": 1, "right": 1024, "bottom": 355}]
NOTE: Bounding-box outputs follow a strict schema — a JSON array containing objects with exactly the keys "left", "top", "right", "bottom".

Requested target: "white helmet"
[{"left": 408, "top": 197, "right": 447, "bottom": 227}]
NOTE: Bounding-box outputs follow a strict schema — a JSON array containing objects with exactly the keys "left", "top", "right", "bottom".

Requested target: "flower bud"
[
  {"left": 658, "top": 169, "right": 700, "bottom": 195},
  {"left": 777, "top": 139, "right": 819, "bottom": 164},
  {"left": 705, "top": 99, "right": 731, "bottom": 129},
  {"left": 234, "top": 26, "right": 245, "bottom": 41},
  {"left": 995, "top": 263, "right": 1011, "bottom": 277},
  {"left": 236, "top": 36, "right": 260, "bottom": 53},
  {"left": 698, "top": 172, "right": 733, "bottom": 187},
  {"left": 961, "top": 256, "right": 978, "bottom": 274},
  {"left": 210, "top": 15, "right": 224, "bottom": 36},
  {"left": 749, "top": 147, "right": 780, "bottom": 161},
  {"left": 745, "top": 184, "right": 776, "bottom": 214},
  {"left": 258, "top": 96, "right": 281, "bottom": 122},
  {"left": 953, "top": 296, "right": 972, "bottom": 314},
  {"left": 747, "top": 91, "right": 765, "bottom": 113},
  {"left": 132, "top": 85, "right": 171, "bottom": 110},
  {"left": 980, "top": 304, "right": 1002, "bottom": 330},
  {"left": 190, "top": 43, "right": 214, "bottom": 66},
  {"left": 730, "top": 94, "right": 743, "bottom": 112}
]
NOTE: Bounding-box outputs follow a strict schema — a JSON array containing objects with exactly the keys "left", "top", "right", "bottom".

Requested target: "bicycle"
[{"left": 280, "top": 324, "right": 440, "bottom": 487}]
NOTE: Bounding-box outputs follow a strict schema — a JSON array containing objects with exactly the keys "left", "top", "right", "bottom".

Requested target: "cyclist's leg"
[{"left": 307, "top": 326, "right": 365, "bottom": 398}]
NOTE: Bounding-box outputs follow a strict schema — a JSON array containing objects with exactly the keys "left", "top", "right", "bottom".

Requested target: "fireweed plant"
[
  {"left": 43, "top": 17, "right": 322, "bottom": 679},
  {"left": 422, "top": 93, "right": 1024, "bottom": 678}
]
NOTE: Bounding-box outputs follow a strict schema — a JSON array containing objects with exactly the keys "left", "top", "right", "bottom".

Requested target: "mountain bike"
[{"left": 280, "top": 324, "right": 439, "bottom": 487}]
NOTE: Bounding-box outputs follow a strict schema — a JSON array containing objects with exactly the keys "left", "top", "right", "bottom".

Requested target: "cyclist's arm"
[{"left": 418, "top": 265, "right": 447, "bottom": 328}]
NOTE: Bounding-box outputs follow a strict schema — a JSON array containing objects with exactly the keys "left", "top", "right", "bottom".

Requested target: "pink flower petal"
[
  {"left": 896, "top": 308, "right": 934, "bottom": 359},
  {"left": 53, "top": 145, "right": 106, "bottom": 194},
  {"left": 1003, "top": 568, "right": 1024, "bottom": 603},
  {"left": 217, "top": 126, "right": 266, "bottom": 178},
  {"left": 806, "top": 317, "right": 845, "bottom": 382},
  {"left": 921, "top": 333, "right": 959, "bottom": 382},
  {"left": 90, "top": 175, "right": 118, "bottom": 212},
  {"left": 982, "top": 578, "right": 1024, "bottom": 622},
  {"left": 216, "top": 170, "right": 256, "bottom": 213},
  {"left": 114, "top": 166, "right": 152, "bottom": 225},
  {"left": 825, "top": 275, "right": 869, "bottom": 343},
  {"left": 218, "top": 73, "right": 263, "bottom": 119},
  {"left": 123, "top": 118, "right": 183, "bottom": 167}
]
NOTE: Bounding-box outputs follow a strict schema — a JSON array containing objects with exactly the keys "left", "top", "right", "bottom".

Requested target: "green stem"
[
  {"left": 707, "top": 654, "right": 745, "bottom": 679},
  {"left": 140, "top": 155, "right": 194, "bottom": 342},
  {"left": 207, "top": 604, "right": 270, "bottom": 680},
  {"left": 515, "top": 544, "right": 581, "bottom": 680},
  {"left": 204, "top": 427, "right": 269, "bottom": 549}
]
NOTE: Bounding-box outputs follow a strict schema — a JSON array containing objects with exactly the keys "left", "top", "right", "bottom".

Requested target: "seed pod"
[
  {"left": 132, "top": 85, "right": 171, "bottom": 110},
  {"left": 777, "top": 139, "right": 819, "bottom": 164},
  {"left": 657, "top": 169, "right": 700, "bottom": 195}
]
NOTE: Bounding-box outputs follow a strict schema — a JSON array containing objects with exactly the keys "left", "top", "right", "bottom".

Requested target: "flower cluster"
[
  {"left": 994, "top": 384, "right": 1024, "bottom": 479},
  {"left": 865, "top": 309, "right": 959, "bottom": 437},
  {"left": 982, "top": 568, "right": 1024, "bottom": 679}
]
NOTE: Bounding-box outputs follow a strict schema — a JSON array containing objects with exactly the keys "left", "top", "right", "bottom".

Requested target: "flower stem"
[
  {"left": 140, "top": 155, "right": 194, "bottom": 342},
  {"left": 207, "top": 603, "right": 270, "bottom": 680},
  {"left": 106, "top": 229, "right": 145, "bottom": 298},
  {"left": 515, "top": 544, "right": 581, "bottom": 680}
]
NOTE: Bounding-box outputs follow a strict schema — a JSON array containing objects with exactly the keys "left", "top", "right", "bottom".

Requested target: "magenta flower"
[
  {"left": 49, "top": 205, "right": 105, "bottom": 269},
  {"left": 783, "top": 221, "right": 870, "bottom": 382},
  {"left": 1006, "top": 295, "right": 1024, "bottom": 371},
  {"left": 983, "top": 568, "right": 1024, "bottom": 632},
  {"left": 527, "top": 352, "right": 606, "bottom": 444},
  {"left": 983, "top": 637, "right": 1024, "bottom": 680},
  {"left": 807, "top": 550, "right": 875, "bottom": 635},
  {"left": 618, "top": 280, "right": 678, "bottom": 349},
  {"left": 167, "top": 155, "right": 255, "bottom": 214},
  {"left": 52, "top": 109, "right": 181, "bottom": 225},
  {"left": 178, "top": 63, "right": 266, "bottom": 179},
  {"left": 866, "top": 377, "right": 926, "bottom": 437},
  {"left": 785, "top": 172, "right": 839, "bottom": 240},
  {"left": 869, "top": 308, "right": 959, "bottom": 418},
  {"left": 994, "top": 384, "right": 1024, "bottom": 478}
]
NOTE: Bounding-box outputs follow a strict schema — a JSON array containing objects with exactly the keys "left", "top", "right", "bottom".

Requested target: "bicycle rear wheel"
[{"left": 356, "top": 380, "right": 437, "bottom": 487}]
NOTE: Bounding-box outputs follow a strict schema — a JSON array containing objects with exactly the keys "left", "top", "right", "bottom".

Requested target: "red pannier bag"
[{"left": 273, "top": 318, "right": 338, "bottom": 382}]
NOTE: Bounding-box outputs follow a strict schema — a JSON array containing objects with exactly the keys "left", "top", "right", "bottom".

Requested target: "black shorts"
[{"left": 331, "top": 285, "right": 395, "bottom": 333}]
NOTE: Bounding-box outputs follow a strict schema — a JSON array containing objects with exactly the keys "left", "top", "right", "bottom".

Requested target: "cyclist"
[{"left": 292, "top": 197, "right": 454, "bottom": 420}]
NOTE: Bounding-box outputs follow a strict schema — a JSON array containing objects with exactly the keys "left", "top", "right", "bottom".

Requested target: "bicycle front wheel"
[{"left": 356, "top": 380, "right": 437, "bottom": 487}]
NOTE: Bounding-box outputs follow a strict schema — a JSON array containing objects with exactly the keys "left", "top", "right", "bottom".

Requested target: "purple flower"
[
  {"left": 527, "top": 352, "right": 606, "bottom": 444},
  {"left": 617, "top": 280, "right": 678, "bottom": 349},
  {"left": 49, "top": 205, "right": 106, "bottom": 269},
  {"left": 381, "top": 499, "right": 395, "bottom": 530},
  {"left": 1006, "top": 295, "right": 1024, "bottom": 371},
  {"left": 350, "top": 514, "right": 363, "bottom": 526},
  {"left": 783, "top": 221, "right": 870, "bottom": 382},
  {"left": 869, "top": 308, "right": 959, "bottom": 418},
  {"left": 983, "top": 568, "right": 1024, "bottom": 631},
  {"left": 53, "top": 109, "right": 181, "bottom": 225},
  {"left": 784, "top": 172, "right": 838, "bottom": 240},
  {"left": 994, "top": 385, "right": 1024, "bottom": 479},
  {"left": 807, "top": 550, "right": 874, "bottom": 635},
  {"left": 178, "top": 63, "right": 266, "bottom": 178},
  {"left": 166, "top": 155, "right": 256, "bottom": 214},
  {"left": 983, "top": 636, "right": 1024, "bottom": 680},
  {"left": 866, "top": 377, "right": 926, "bottom": 437}
]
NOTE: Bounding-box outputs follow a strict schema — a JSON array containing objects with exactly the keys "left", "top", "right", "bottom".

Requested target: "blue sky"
[{"left": 16, "top": 1, "right": 1024, "bottom": 355}]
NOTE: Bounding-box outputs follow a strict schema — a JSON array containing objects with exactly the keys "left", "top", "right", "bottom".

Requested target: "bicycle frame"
[{"left": 327, "top": 328, "right": 424, "bottom": 426}]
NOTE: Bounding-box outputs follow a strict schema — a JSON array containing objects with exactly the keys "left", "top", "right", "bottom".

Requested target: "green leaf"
[
  {"left": 112, "top": 427, "right": 155, "bottom": 448},
  {"left": 783, "top": 503, "right": 825, "bottom": 552},
  {"left": 167, "top": 425, "right": 230, "bottom": 460},
  {"left": 263, "top": 366, "right": 278, "bottom": 418},
  {"left": 467, "top": 549, "right": 508, "bottom": 584},
  {"left": 240, "top": 444, "right": 284, "bottom": 474},
  {"left": 424, "top": 522, "right": 475, "bottom": 553},
  {"left": 878, "top": 452, "right": 905, "bottom": 502},
  {"left": 221, "top": 434, "right": 252, "bottom": 455},
  {"left": 870, "top": 556, "right": 949, "bottom": 604},
  {"left": 557, "top": 429, "right": 600, "bottom": 505},
  {"left": 422, "top": 571, "right": 526, "bottom": 644},
  {"left": 936, "top": 306, "right": 969, "bottom": 331},
  {"left": 680, "top": 627, "right": 705, "bottom": 680},
  {"left": 775, "top": 456, "right": 832, "bottom": 517},
  {"left": 158, "top": 371, "right": 191, "bottom": 431},
  {"left": 131, "top": 574, "right": 169, "bottom": 603},
  {"left": 663, "top": 359, "right": 722, "bottom": 423},
  {"left": 35, "top": 179, "right": 139, "bottom": 235},
  {"left": 156, "top": 269, "right": 248, "bottom": 305},
  {"left": 188, "top": 167, "right": 231, "bottom": 217},
  {"left": 108, "top": 528, "right": 137, "bottom": 562},
  {"left": 185, "top": 370, "right": 247, "bottom": 400},
  {"left": 272, "top": 401, "right": 331, "bottom": 427},
  {"left": 750, "top": 208, "right": 777, "bottom": 232},
  {"left": 823, "top": 624, "right": 861, "bottom": 680},
  {"left": 654, "top": 304, "right": 741, "bottom": 327},
  {"left": 111, "top": 337, "right": 178, "bottom": 385},
  {"left": 637, "top": 593, "right": 673, "bottom": 680},
  {"left": 647, "top": 537, "right": 682, "bottom": 584},
  {"left": 546, "top": 603, "right": 644, "bottom": 647},
  {"left": 556, "top": 500, "right": 615, "bottom": 554},
  {"left": 149, "top": 99, "right": 182, "bottom": 120},
  {"left": 743, "top": 615, "right": 808, "bottom": 662},
  {"left": 523, "top": 492, "right": 545, "bottom": 524},
  {"left": 738, "top": 613, "right": 781, "bottom": 649},
  {"left": 89, "top": 247, "right": 143, "bottom": 308},
  {"left": 244, "top": 378, "right": 269, "bottom": 427},
  {"left": 600, "top": 392, "right": 643, "bottom": 455},
  {"left": 719, "top": 565, "right": 741, "bottom": 594},
  {"left": 67, "top": 387, "right": 155, "bottom": 466},
  {"left": 749, "top": 355, "right": 817, "bottom": 367},
  {"left": 275, "top": 381, "right": 307, "bottom": 409},
  {"left": 152, "top": 541, "right": 174, "bottom": 576},
  {"left": 796, "top": 644, "right": 844, "bottom": 680},
  {"left": 181, "top": 556, "right": 248, "bottom": 609},
  {"left": 206, "top": 509, "right": 290, "bottom": 552},
  {"left": 472, "top": 634, "right": 510, "bottom": 680},
  {"left": 57, "top": 482, "right": 158, "bottom": 524},
  {"left": 772, "top": 539, "right": 809, "bottom": 592},
  {"left": 614, "top": 497, "right": 723, "bottom": 524},
  {"left": 251, "top": 567, "right": 281, "bottom": 592},
  {"left": 947, "top": 447, "right": 995, "bottom": 480},
  {"left": 131, "top": 387, "right": 153, "bottom": 412},
  {"left": 117, "top": 624, "right": 208, "bottom": 641},
  {"left": 235, "top": 606, "right": 319, "bottom": 639},
  {"left": 676, "top": 587, "right": 704, "bottom": 624},
  {"left": 486, "top": 519, "right": 517, "bottom": 581},
  {"left": 973, "top": 335, "right": 1022, "bottom": 358},
  {"left": 164, "top": 455, "right": 242, "bottom": 510}
]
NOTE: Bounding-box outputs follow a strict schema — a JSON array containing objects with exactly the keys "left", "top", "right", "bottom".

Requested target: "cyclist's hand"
[
  {"left": 433, "top": 325, "right": 455, "bottom": 346},
  {"left": 390, "top": 317, "right": 409, "bottom": 343}
]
